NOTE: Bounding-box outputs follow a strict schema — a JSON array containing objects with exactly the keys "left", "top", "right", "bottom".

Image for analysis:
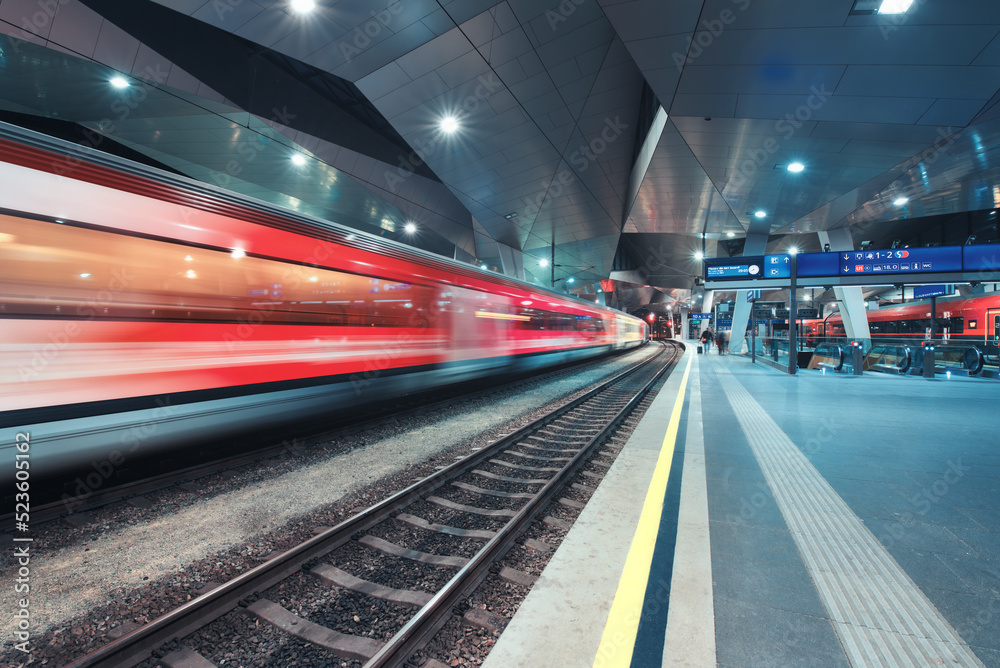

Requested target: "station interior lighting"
[
  {"left": 290, "top": 154, "right": 306, "bottom": 166},
  {"left": 754, "top": 210, "right": 767, "bottom": 219},
  {"left": 788, "top": 247, "right": 799, "bottom": 255},
  {"left": 230, "top": 248, "right": 246, "bottom": 259},
  {"left": 109, "top": 76, "right": 129, "bottom": 89},
  {"left": 879, "top": 0, "right": 913, "bottom": 13},
  {"left": 440, "top": 116, "right": 459, "bottom": 133},
  {"left": 404, "top": 222, "right": 417, "bottom": 234},
  {"left": 289, "top": 0, "right": 316, "bottom": 12},
  {"left": 694, "top": 251, "right": 704, "bottom": 260},
  {"left": 787, "top": 162, "right": 805, "bottom": 173},
  {"left": 567, "top": 277, "right": 575, "bottom": 284},
  {"left": 480, "top": 264, "right": 488, "bottom": 270},
  {"left": 539, "top": 258, "right": 549, "bottom": 267},
  {"left": 79, "top": 273, "right": 91, "bottom": 279},
  {"left": 726, "top": 232, "right": 735, "bottom": 238},
  {"left": 893, "top": 197, "right": 909, "bottom": 206}
]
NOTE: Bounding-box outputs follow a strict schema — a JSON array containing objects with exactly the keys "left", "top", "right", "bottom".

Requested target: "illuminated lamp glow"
[
  {"left": 291, "top": 154, "right": 306, "bottom": 166},
  {"left": 893, "top": 197, "right": 909, "bottom": 206},
  {"left": 567, "top": 277, "right": 575, "bottom": 284},
  {"left": 879, "top": 0, "right": 913, "bottom": 13},
  {"left": 754, "top": 210, "right": 767, "bottom": 218},
  {"left": 289, "top": 0, "right": 315, "bottom": 12},
  {"left": 184, "top": 255, "right": 194, "bottom": 261},
  {"left": 109, "top": 76, "right": 130, "bottom": 89},
  {"left": 79, "top": 273, "right": 91, "bottom": 279},
  {"left": 787, "top": 162, "right": 805, "bottom": 173},
  {"left": 539, "top": 258, "right": 549, "bottom": 267},
  {"left": 231, "top": 248, "right": 246, "bottom": 259},
  {"left": 788, "top": 247, "right": 798, "bottom": 255},
  {"left": 480, "top": 264, "right": 488, "bottom": 270},
  {"left": 309, "top": 276, "right": 318, "bottom": 282},
  {"left": 186, "top": 270, "right": 197, "bottom": 278},
  {"left": 521, "top": 300, "right": 533, "bottom": 306},
  {"left": 726, "top": 232, "right": 735, "bottom": 238},
  {"left": 404, "top": 222, "right": 417, "bottom": 234},
  {"left": 440, "top": 116, "right": 459, "bottom": 133},
  {"left": 694, "top": 251, "right": 704, "bottom": 260}
]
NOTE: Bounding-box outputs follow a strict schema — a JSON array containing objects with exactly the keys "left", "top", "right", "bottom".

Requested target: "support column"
[
  {"left": 818, "top": 230, "right": 871, "bottom": 346},
  {"left": 701, "top": 291, "right": 715, "bottom": 338},
  {"left": 728, "top": 233, "right": 769, "bottom": 353}
]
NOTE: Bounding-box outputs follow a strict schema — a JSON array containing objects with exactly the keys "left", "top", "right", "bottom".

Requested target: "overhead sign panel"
[
  {"left": 913, "top": 284, "right": 954, "bottom": 299},
  {"left": 838, "top": 247, "right": 961, "bottom": 276},
  {"left": 797, "top": 252, "right": 841, "bottom": 277},
  {"left": 798, "top": 308, "right": 819, "bottom": 318},
  {"left": 963, "top": 243, "right": 1000, "bottom": 272},
  {"left": 705, "top": 257, "right": 764, "bottom": 280},
  {"left": 688, "top": 313, "right": 713, "bottom": 320},
  {"left": 764, "top": 254, "right": 791, "bottom": 278}
]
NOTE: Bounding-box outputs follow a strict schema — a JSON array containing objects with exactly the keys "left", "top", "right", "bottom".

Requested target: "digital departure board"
[
  {"left": 838, "top": 247, "right": 961, "bottom": 276},
  {"left": 797, "top": 252, "right": 841, "bottom": 277},
  {"left": 705, "top": 257, "right": 764, "bottom": 280}
]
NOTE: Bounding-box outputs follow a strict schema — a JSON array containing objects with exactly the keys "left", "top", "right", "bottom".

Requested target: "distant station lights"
[
  {"left": 230, "top": 248, "right": 246, "bottom": 259},
  {"left": 726, "top": 232, "right": 735, "bottom": 238},
  {"left": 539, "top": 258, "right": 550, "bottom": 267}
]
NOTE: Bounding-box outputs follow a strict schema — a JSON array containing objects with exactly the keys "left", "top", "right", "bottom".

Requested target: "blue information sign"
[
  {"left": 913, "top": 284, "right": 953, "bottom": 299},
  {"left": 764, "top": 254, "right": 792, "bottom": 278},
  {"left": 963, "top": 243, "right": 1000, "bottom": 273},
  {"left": 838, "top": 247, "right": 961, "bottom": 276},
  {"left": 797, "top": 251, "right": 841, "bottom": 277},
  {"left": 689, "top": 313, "right": 713, "bottom": 320},
  {"left": 705, "top": 257, "right": 764, "bottom": 280}
]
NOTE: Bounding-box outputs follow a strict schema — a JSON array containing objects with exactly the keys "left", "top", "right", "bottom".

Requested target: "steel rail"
[
  {"left": 363, "top": 343, "right": 680, "bottom": 667},
  {"left": 65, "top": 343, "right": 671, "bottom": 668}
]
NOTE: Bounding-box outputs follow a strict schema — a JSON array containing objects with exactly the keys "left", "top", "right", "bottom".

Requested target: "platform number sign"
[{"left": 995, "top": 314, "right": 999, "bottom": 341}]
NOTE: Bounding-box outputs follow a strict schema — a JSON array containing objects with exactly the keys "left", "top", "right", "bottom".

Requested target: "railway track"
[{"left": 65, "top": 341, "right": 681, "bottom": 668}]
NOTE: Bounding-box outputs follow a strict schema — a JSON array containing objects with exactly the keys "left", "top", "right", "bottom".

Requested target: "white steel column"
[
  {"left": 728, "top": 234, "right": 769, "bottom": 353},
  {"left": 818, "top": 229, "right": 871, "bottom": 344}
]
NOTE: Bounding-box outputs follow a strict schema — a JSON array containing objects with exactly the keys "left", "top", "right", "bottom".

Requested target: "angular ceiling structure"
[{"left": 1, "top": 0, "right": 999, "bottom": 313}]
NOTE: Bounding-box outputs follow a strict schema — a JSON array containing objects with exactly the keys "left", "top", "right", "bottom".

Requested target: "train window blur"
[{"left": 0, "top": 214, "right": 436, "bottom": 327}]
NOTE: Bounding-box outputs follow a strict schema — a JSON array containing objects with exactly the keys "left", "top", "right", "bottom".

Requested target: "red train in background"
[
  {"left": 0, "top": 123, "right": 646, "bottom": 488},
  {"left": 803, "top": 294, "right": 1000, "bottom": 359}
]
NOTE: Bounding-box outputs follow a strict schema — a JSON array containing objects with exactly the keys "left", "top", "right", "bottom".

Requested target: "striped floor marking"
[
  {"left": 593, "top": 354, "right": 693, "bottom": 668},
  {"left": 716, "top": 366, "right": 984, "bottom": 667}
]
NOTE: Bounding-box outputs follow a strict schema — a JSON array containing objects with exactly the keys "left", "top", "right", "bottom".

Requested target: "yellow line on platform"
[{"left": 592, "top": 352, "right": 692, "bottom": 668}]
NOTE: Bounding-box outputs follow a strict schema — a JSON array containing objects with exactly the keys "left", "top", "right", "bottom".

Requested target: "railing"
[
  {"left": 810, "top": 343, "right": 845, "bottom": 371},
  {"left": 917, "top": 343, "right": 984, "bottom": 375},
  {"left": 867, "top": 344, "right": 912, "bottom": 374}
]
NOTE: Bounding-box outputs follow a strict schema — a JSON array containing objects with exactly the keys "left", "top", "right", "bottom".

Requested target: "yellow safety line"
[{"left": 592, "top": 352, "right": 693, "bottom": 668}]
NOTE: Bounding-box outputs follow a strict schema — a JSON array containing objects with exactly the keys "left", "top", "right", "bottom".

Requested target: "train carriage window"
[
  {"left": 0, "top": 213, "right": 437, "bottom": 327},
  {"left": 949, "top": 317, "right": 964, "bottom": 335}
]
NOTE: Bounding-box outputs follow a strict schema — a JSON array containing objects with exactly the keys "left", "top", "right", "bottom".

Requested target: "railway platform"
[{"left": 482, "top": 342, "right": 1000, "bottom": 667}]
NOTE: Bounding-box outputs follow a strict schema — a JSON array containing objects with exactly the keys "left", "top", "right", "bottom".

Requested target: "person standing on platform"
[
  {"left": 700, "top": 328, "right": 713, "bottom": 352},
  {"left": 716, "top": 329, "right": 727, "bottom": 354}
]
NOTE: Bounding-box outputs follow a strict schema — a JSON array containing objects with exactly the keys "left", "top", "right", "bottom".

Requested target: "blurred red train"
[{"left": 0, "top": 123, "right": 646, "bottom": 486}]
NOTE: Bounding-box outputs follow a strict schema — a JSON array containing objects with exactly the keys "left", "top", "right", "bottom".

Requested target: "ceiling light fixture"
[
  {"left": 404, "top": 222, "right": 417, "bottom": 234},
  {"left": 231, "top": 248, "right": 246, "bottom": 259},
  {"left": 480, "top": 264, "right": 488, "bottom": 270},
  {"left": 726, "top": 231, "right": 735, "bottom": 238},
  {"left": 440, "top": 116, "right": 459, "bottom": 133},
  {"left": 694, "top": 251, "right": 704, "bottom": 260},
  {"left": 290, "top": 0, "right": 316, "bottom": 12},
  {"left": 893, "top": 197, "right": 909, "bottom": 206},
  {"left": 787, "top": 162, "right": 805, "bottom": 173},
  {"left": 291, "top": 154, "right": 306, "bottom": 166},
  {"left": 878, "top": 0, "right": 913, "bottom": 13},
  {"left": 109, "top": 76, "right": 130, "bottom": 89},
  {"left": 539, "top": 258, "right": 549, "bottom": 267},
  {"left": 754, "top": 210, "right": 767, "bottom": 218}
]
